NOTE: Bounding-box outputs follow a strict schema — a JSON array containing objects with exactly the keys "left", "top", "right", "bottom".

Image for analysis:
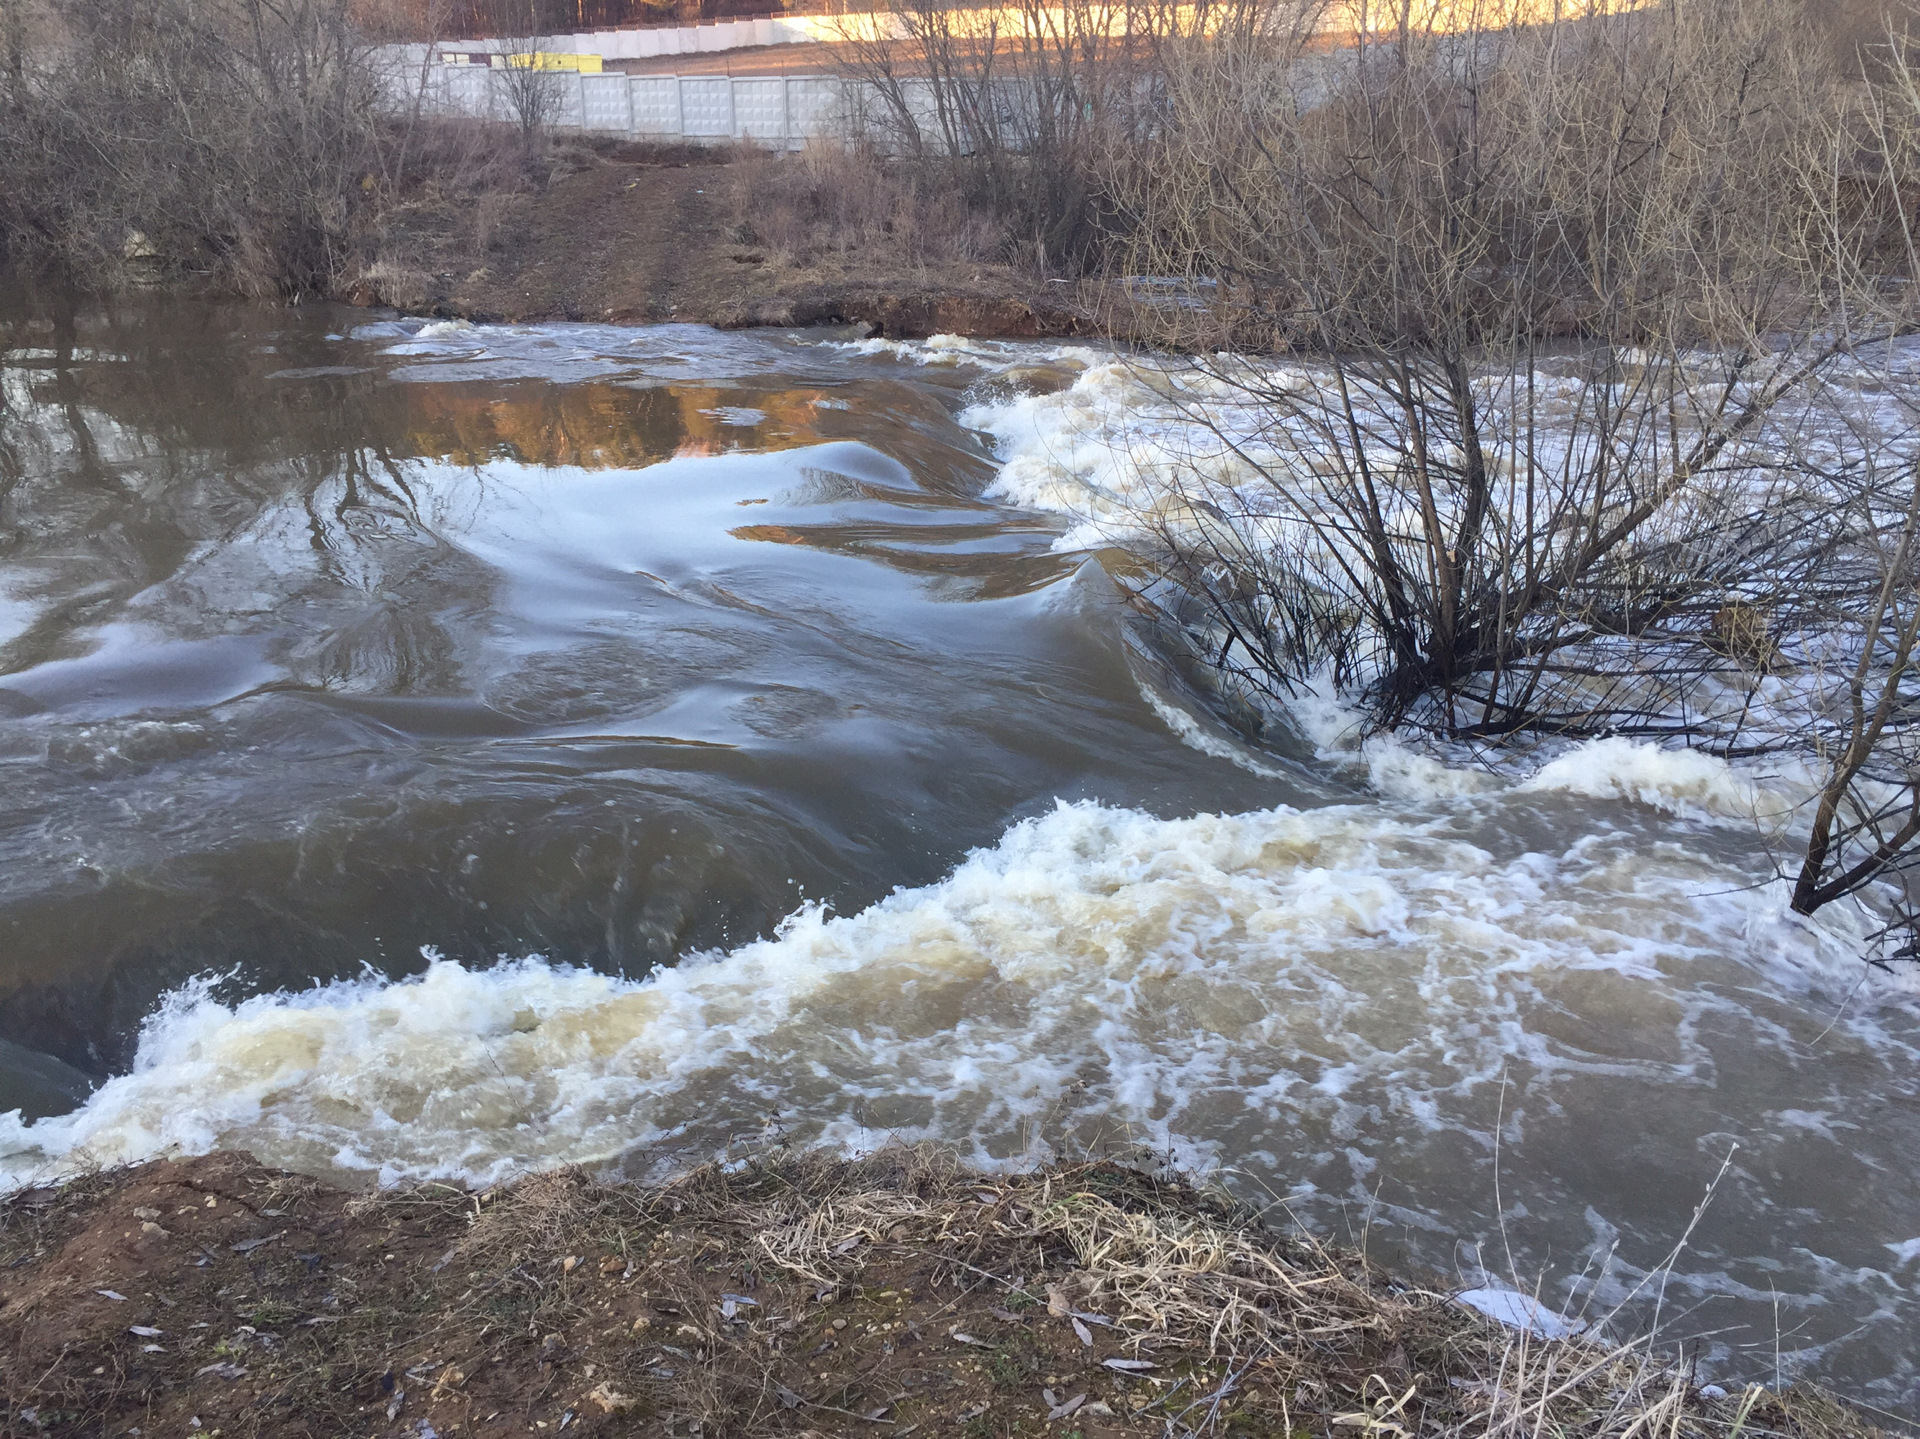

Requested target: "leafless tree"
[
  {"left": 470, "top": 0, "right": 563, "bottom": 153},
  {"left": 1775, "top": 29, "right": 1920, "bottom": 957},
  {"left": 832, "top": 0, "right": 1283, "bottom": 270}
]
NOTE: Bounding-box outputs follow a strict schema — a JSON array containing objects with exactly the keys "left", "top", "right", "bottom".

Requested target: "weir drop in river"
[{"left": 0, "top": 294, "right": 1916, "bottom": 1412}]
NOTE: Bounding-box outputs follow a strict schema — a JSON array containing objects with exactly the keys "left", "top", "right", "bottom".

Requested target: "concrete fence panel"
[
  {"left": 785, "top": 77, "right": 842, "bottom": 139},
  {"left": 580, "top": 72, "right": 634, "bottom": 133},
  {"left": 372, "top": 61, "right": 884, "bottom": 149},
  {"left": 631, "top": 76, "right": 683, "bottom": 134},
  {"left": 550, "top": 71, "right": 586, "bottom": 127},
  {"left": 678, "top": 76, "right": 735, "bottom": 136},
  {"left": 732, "top": 78, "right": 788, "bottom": 139},
  {"left": 455, "top": 65, "right": 500, "bottom": 120}
]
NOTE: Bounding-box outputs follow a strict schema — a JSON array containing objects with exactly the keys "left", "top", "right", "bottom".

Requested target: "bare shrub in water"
[
  {"left": 1776, "top": 31, "right": 1920, "bottom": 956},
  {"left": 1098, "top": 0, "right": 1904, "bottom": 736},
  {"left": 0, "top": 0, "right": 390, "bottom": 294},
  {"left": 1097, "top": 0, "right": 1920, "bottom": 956}
]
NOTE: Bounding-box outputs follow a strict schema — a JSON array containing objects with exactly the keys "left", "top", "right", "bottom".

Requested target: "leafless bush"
[
  {"left": 1091, "top": 0, "right": 1901, "bottom": 737},
  {"left": 0, "top": 0, "right": 387, "bottom": 295},
  {"left": 831, "top": 0, "right": 1272, "bottom": 271},
  {"left": 1770, "top": 32, "right": 1920, "bottom": 956},
  {"left": 490, "top": 49, "right": 565, "bottom": 153},
  {"left": 1070, "top": 0, "right": 1920, "bottom": 956}
]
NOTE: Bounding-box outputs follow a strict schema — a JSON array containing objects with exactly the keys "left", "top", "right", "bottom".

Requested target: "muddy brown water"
[{"left": 1, "top": 290, "right": 1916, "bottom": 1413}]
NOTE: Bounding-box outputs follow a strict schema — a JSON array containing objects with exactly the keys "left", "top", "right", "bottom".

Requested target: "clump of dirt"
[
  {"left": 343, "top": 139, "right": 1098, "bottom": 339},
  {"left": 0, "top": 1148, "right": 1898, "bottom": 1439}
]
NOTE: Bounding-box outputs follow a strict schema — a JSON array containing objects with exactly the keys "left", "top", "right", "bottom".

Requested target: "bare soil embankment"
[
  {"left": 1, "top": 1148, "right": 1902, "bottom": 1439},
  {"left": 351, "top": 140, "right": 1098, "bottom": 339}
]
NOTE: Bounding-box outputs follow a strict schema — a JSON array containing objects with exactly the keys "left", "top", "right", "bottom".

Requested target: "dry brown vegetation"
[
  {"left": 0, "top": 0, "right": 393, "bottom": 295},
  {"left": 727, "top": 139, "right": 999, "bottom": 274},
  {"left": 0, "top": 1147, "right": 1904, "bottom": 1439}
]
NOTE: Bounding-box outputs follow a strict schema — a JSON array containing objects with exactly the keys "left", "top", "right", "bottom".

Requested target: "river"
[{"left": 1, "top": 291, "right": 1916, "bottom": 1413}]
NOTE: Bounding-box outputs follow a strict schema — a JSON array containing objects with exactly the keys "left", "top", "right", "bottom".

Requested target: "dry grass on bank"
[
  {"left": 725, "top": 141, "right": 1001, "bottom": 278},
  {"left": 0, "top": 1146, "right": 1903, "bottom": 1439}
]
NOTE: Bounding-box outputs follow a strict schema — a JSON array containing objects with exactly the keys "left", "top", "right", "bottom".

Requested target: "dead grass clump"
[
  {"left": 426, "top": 1146, "right": 1907, "bottom": 1439},
  {"left": 728, "top": 141, "right": 998, "bottom": 273}
]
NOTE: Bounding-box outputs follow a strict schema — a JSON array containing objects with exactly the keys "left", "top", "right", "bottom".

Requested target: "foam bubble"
[
  {"left": 1287, "top": 684, "right": 1500, "bottom": 801},
  {"left": 1520, "top": 737, "right": 1776, "bottom": 821}
]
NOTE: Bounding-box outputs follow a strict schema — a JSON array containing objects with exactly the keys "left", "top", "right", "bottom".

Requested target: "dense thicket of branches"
[
  {"left": 1099, "top": 0, "right": 1872, "bottom": 726},
  {"left": 834, "top": 0, "right": 1298, "bottom": 271},
  {"left": 0, "top": 0, "right": 386, "bottom": 295}
]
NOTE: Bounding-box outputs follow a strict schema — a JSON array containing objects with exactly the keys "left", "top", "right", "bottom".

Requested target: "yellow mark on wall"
[
  {"left": 439, "top": 51, "right": 604, "bottom": 71},
  {"left": 500, "top": 52, "right": 604, "bottom": 72}
]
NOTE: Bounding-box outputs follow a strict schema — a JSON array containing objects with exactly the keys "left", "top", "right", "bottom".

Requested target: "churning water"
[{"left": 0, "top": 297, "right": 1916, "bottom": 1411}]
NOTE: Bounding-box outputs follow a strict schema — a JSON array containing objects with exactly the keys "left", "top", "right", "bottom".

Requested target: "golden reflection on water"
[{"left": 397, "top": 382, "right": 836, "bottom": 470}]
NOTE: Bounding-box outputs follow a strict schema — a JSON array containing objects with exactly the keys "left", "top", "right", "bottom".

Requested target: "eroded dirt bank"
[
  {"left": 0, "top": 1150, "right": 1900, "bottom": 1439},
  {"left": 349, "top": 141, "right": 1099, "bottom": 339}
]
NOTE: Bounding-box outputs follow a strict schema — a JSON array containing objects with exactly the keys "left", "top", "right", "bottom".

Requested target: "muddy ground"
[
  {"left": 350, "top": 139, "right": 1098, "bottom": 339},
  {"left": 0, "top": 1149, "right": 1903, "bottom": 1439}
]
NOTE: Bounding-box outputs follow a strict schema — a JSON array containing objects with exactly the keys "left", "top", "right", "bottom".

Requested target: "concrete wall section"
[
  {"left": 677, "top": 76, "right": 736, "bottom": 136},
  {"left": 580, "top": 72, "right": 634, "bottom": 133},
  {"left": 784, "top": 76, "right": 841, "bottom": 138},
  {"left": 731, "top": 78, "right": 788, "bottom": 139},
  {"left": 383, "top": 65, "right": 918, "bottom": 150},
  {"left": 630, "top": 76, "right": 683, "bottom": 135}
]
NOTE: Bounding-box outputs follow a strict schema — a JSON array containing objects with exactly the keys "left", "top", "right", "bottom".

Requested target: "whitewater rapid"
[
  {"left": 4, "top": 321, "right": 1918, "bottom": 1407},
  {"left": 0, "top": 738, "right": 1897, "bottom": 1190}
]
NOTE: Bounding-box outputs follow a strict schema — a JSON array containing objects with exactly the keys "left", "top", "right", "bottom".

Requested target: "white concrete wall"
[{"left": 387, "top": 62, "right": 858, "bottom": 149}]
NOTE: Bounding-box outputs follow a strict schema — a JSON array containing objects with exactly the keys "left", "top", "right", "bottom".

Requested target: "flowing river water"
[{"left": 1, "top": 292, "right": 1917, "bottom": 1412}]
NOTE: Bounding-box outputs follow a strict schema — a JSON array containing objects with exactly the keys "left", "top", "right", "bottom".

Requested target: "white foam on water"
[
  {"left": 1886, "top": 1237, "right": 1920, "bottom": 1267},
  {"left": 964, "top": 360, "right": 1223, "bottom": 551},
  {"left": 413, "top": 319, "right": 474, "bottom": 340},
  {"left": 1287, "top": 684, "right": 1502, "bottom": 801},
  {"left": 2, "top": 784, "right": 1904, "bottom": 1194},
  {"left": 1139, "top": 685, "right": 1291, "bottom": 780},
  {"left": 1519, "top": 738, "right": 1780, "bottom": 823}
]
